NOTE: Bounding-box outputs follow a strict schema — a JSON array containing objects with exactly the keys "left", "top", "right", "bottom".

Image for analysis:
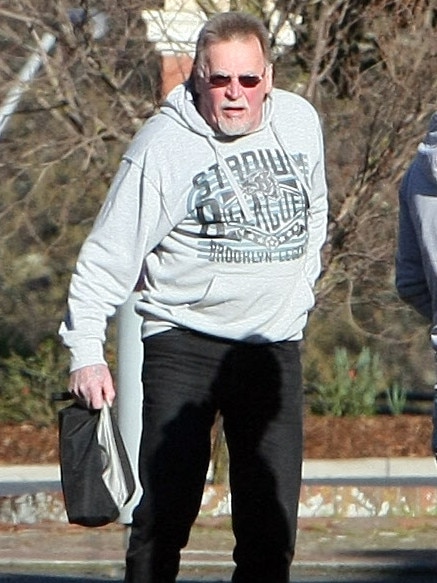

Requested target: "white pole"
[
  {"left": 116, "top": 293, "right": 143, "bottom": 524},
  {"left": 0, "top": 11, "right": 108, "bottom": 138},
  {"left": 0, "top": 32, "right": 56, "bottom": 137}
]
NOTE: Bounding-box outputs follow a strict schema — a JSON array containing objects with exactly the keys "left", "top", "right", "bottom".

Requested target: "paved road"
[
  {"left": 1, "top": 565, "right": 437, "bottom": 582},
  {"left": 0, "top": 575, "right": 436, "bottom": 582},
  {"left": 2, "top": 515, "right": 437, "bottom": 582}
]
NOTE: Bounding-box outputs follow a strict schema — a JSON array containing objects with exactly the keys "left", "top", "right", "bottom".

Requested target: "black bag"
[{"left": 58, "top": 401, "right": 136, "bottom": 527}]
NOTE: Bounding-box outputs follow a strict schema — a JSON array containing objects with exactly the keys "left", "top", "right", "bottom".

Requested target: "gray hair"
[{"left": 191, "top": 12, "right": 272, "bottom": 81}]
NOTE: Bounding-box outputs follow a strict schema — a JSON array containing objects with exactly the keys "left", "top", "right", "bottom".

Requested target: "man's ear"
[{"left": 193, "top": 73, "right": 203, "bottom": 95}]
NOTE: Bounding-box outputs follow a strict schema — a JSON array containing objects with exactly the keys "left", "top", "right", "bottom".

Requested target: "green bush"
[
  {"left": 0, "top": 338, "right": 70, "bottom": 426},
  {"left": 385, "top": 382, "right": 408, "bottom": 415},
  {"left": 310, "top": 347, "right": 385, "bottom": 416}
]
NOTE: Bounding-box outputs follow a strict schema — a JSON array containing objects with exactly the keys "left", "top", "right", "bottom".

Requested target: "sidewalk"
[
  {"left": 1, "top": 459, "right": 437, "bottom": 578},
  {"left": 3, "top": 457, "right": 437, "bottom": 523}
]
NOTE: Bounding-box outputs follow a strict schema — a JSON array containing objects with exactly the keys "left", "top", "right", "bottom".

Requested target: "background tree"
[
  {"left": 0, "top": 0, "right": 160, "bottom": 357},
  {"left": 0, "top": 0, "right": 436, "bottom": 422}
]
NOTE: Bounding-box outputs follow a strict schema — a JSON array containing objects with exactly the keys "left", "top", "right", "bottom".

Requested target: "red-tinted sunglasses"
[{"left": 207, "top": 68, "right": 266, "bottom": 89}]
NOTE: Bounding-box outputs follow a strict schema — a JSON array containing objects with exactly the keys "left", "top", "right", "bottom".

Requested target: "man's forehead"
[{"left": 204, "top": 37, "right": 265, "bottom": 69}]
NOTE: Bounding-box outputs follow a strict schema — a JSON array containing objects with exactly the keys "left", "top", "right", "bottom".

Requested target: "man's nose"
[{"left": 225, "top": 77, "right": 243, "bottom": 99}]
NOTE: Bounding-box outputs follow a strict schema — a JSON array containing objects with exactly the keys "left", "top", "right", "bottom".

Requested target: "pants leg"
[
  {"left": 221, "top": 341, "right": 303, "bottom": 583},
  {"left": 124, "top": 330, "right": 303, "bottom": 583},
  {"left": 124, "top": 330, "right": 218, "bottom": 583}
]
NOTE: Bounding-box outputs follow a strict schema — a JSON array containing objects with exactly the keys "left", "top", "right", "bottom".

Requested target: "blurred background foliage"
[{"left": 0, "top": 0, "right": 436, "bottom": 424}]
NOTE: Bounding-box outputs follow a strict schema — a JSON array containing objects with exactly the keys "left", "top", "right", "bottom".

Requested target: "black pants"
[{"left": 124, "top": 329, "right": 303, "bottom": 583}]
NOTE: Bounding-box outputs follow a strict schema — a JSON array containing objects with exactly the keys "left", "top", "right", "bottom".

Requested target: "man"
[
  {"left": 395, "top": 112, "right": 437, "bottom": 457},
  {"left": 396, "top": 112, "right": 437, "bottom": 328},
  {"left": 60, "top": 11, "right": 328, "bottom": 583}
]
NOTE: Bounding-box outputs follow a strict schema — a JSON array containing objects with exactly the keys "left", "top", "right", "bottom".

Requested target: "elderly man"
[{"left": 60, "top": 11, "right": 328, "bottom": 583}]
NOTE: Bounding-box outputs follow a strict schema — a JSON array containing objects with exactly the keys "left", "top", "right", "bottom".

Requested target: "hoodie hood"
[
  {"left": 160, "top": 83, "right": 275, "bottom": 222},
  {"left": 417, "top": 112, "right": 437, "bottom": 183}
]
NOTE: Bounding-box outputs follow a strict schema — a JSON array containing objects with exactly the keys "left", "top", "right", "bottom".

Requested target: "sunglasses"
[{"left": 207, "top": 69, "right": 266, "bottom": 89}]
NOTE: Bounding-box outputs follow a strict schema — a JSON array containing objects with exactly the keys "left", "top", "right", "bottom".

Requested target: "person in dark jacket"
[
  {"left": 396, "top": 111, "right": 437, "bottom": 459},
  {"left": 396, "top": 112, "right": 437, "bottom": 344}
]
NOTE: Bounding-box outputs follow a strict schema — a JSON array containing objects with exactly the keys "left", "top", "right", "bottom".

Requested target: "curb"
[{"left": 2, "top": 458, "right": 437, "bottom": 524}]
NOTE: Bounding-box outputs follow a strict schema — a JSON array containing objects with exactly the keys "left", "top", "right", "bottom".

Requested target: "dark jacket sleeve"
[{"left": 395, "top": 165, "right": 433, "bottom": 322}]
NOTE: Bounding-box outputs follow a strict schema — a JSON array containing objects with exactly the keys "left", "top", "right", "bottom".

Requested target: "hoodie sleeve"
[
  {"left": 304, "top": 113, "right": 329, "bottom": 288},
  {"left": 395, "top": 112, "right": 437, "bottom": 323},
  {"left": 396, "top": 160, "right": 437, "bottom": 322},
  {"left": 59, "top": 155, "right": 173, "bottom": 371}
]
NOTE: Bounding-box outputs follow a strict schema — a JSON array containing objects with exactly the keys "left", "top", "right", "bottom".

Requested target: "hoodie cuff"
[{"left": 69, "top": 341, "right": 107, "bottom": 372}]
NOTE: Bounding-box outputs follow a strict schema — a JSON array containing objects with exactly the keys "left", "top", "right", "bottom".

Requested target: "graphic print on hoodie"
[{"left": 187, "top": 147, "right": 310, "bottom": 265}]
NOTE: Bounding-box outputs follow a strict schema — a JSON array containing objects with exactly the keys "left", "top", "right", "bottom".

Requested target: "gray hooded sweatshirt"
[
  {"left": 396, "top": 112, "right": 437, "bottom": 336},
  {"left": 60, "top": 84, "right": 328, "bottom": 371}
]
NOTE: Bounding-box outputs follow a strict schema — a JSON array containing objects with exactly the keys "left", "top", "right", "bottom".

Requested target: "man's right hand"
[{"left": 68, "top": 363, "right": 116, "bottom": 410}]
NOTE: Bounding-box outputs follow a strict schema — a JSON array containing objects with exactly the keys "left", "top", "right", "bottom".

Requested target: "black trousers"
[{"left": 124, "top": 329, "right": 303, "bottom": 583}]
